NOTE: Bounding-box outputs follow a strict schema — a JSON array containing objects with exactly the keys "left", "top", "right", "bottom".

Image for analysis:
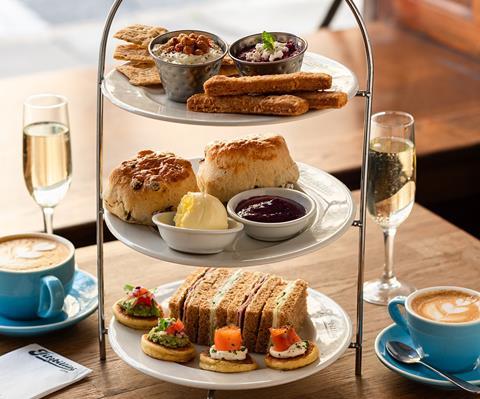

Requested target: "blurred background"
[
  {"left": 0, "top": 0, "right": 364, "bottom": 77},
  {"left": 1, "top": 0, "right": 478, "bottom": 246}
]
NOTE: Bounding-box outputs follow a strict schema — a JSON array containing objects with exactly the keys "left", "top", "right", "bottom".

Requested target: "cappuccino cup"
[
  {"left": 0, "top": 233, "right": 75, "bottom": 320},
  {"left": 388, "top": 286, "right": 480, "bottom": 372}
]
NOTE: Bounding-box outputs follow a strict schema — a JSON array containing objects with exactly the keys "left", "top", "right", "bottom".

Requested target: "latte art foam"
[
  {"left": 412, "top": 290, "right": 480, "bottom": 323},
  {"left": 0, "top": 237, "right": 70, "bottom": 272}
]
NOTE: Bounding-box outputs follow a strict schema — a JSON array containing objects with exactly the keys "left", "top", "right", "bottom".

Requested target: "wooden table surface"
[
  {"left": 1, "top": 195, "right": 479, "bottom": 398},
  {"left": 1, "top": 21, "right": 479, "bottom": 237}
]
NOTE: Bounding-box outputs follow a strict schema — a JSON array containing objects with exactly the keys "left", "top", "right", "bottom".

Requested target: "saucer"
[
  {"left": 0, "top": 269, "right": 98, "bottom": 337},
  {"left": 375, "top": 323, "right": 480, "bottom": 388}
]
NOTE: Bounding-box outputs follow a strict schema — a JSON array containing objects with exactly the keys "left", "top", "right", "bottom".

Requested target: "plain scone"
[
  {"left": 197, "top": 134, "right": 299, "bottom": 202},
  {"left": 103, "top": 150, "right": 198, "bottom": 225}
]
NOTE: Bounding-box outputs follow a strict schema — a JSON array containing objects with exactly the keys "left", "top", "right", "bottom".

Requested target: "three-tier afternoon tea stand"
[{"left": 94, "top": 0, "right": 373, "bottom": 395}]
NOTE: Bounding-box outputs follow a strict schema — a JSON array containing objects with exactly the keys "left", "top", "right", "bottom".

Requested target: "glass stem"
[
  {"left": 42, "top": 207, "right": 54, "bottom": 234},
  {"left": 382, "top": 227, "right": 397, "bottom": 282}
]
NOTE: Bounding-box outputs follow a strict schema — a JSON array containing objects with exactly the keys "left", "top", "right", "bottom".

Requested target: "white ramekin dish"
[
  {"left": 152, "top": 212, "right": 243, "bottom": 254},
  {"left": 226, "top": 187, "right": 316, "bottom": 242}
]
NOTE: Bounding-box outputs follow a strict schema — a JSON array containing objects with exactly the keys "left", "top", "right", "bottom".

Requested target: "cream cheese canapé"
[{"left": 269, "top": 340, "right": 308, "bottom": 358}]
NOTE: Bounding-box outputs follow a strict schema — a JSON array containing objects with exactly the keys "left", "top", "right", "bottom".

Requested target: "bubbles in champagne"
[
  {"left": 23, "top": 122, "right": 72, "bottom": 208},
  {"left": 367, "top": 136, "right": 416, "bottom": 228}
]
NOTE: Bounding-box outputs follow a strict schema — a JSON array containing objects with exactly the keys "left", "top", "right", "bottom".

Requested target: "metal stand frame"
[{"left": 95, "top": 0, "right": 373, "bottom": 394}]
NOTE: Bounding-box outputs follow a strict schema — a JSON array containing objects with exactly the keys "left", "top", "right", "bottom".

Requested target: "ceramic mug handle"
[
  {"left": 388, "top": 296, "right": 409, "bottom": 332},
  {"left": 37, "top": 275, "right": 65, "bottom": 318}
]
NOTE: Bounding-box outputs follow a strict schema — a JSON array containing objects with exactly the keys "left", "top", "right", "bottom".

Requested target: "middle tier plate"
[{"left": 104, "top": 159, "right": 355, "bottom": 267}]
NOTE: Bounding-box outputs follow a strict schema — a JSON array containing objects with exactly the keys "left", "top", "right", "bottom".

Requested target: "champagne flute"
[
  {"left": 363, "top": 111, "right": 416, "bottom": 305},
  {"left": 23, "top": 94, "right": 72, "bottom": 234}
]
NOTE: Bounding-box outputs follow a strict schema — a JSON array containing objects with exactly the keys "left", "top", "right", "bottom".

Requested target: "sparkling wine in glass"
[
  {"left": 363, "top": 111, "right": 416, "bottom": 305},
  {"left": 23, "top": 94, "right": 72, "bottom": 234}
]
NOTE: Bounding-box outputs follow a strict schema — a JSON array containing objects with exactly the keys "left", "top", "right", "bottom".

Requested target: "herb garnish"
[
  {"left": 262, "top": 31, "right": 275, "bottom": 51},
  {"left": 123, "top": 284, "right": 135, "bottom": 292},
  {"left": 158, "top": 317, "right": 175, "bottom": 331}
]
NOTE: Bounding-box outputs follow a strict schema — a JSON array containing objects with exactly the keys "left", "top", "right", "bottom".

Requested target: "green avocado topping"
[
  {"left": 147, "top": 318, "right": 190, "bottom": 349},
  {"left": 119, "top": 299, "right": 160, "bottom": 317},
  {"left": 157, "top": 317, "right": 176, "bottom": 331},
  {"left": 147, "top": 331, "right": 190, "bottom": 348},
  {"left": 118, "top": 285, "right": 161, "bottom": 318}
]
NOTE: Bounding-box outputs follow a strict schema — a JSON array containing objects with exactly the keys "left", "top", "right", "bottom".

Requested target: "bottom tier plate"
[{"left": 108, "top": 280, "right": 352, "bottom": 391}]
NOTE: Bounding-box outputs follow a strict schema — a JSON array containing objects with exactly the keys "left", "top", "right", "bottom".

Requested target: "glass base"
[{"left": 363, "top": 277, "right": 416, "bottom": 306}]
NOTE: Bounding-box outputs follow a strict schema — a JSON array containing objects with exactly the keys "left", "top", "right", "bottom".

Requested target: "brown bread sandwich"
[{"left": 168, "top": 268, "right": 308, "bottom": 352}]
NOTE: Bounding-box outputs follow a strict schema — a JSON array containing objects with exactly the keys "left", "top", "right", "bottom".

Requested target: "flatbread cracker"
[
  {"left": 114, "top": 24, "right": 167, "bottom": 47},
  {"left": 187, "top": 93, "right": 309, "bottom": 116},
  {"left": 222, "top": 55, "right": 235, "bottom": 66},
  {"left": 204, "top": 72, "right": 332, "bottom": 96},
  {"left": 219, "top": 64, "right": 239, "bottom": 77},
  {"left": 114, "top": 44, "right": 154, "bottom": 64},
  {"left": 294, "top": 91, "right": 348, "bottom": 109},
  {"left": 117, "top": 62, "right": 161, "bottom": 86}
]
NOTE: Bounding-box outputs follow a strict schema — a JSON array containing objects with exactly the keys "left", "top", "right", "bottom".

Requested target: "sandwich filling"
[
  {"left": 236, "top": 274, "right": 269, "bottom": 330},
  {"left": 180, "top": 267, "right": 213, "bottom": 320},
  {"left": 272, "top": 280, "right": 298, "bottom": 328},
  {"left": 209, "top": 270, "right": 244, "bottom": 342}
]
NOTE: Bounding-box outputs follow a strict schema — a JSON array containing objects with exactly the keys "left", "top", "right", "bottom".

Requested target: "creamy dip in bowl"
[{"left": 149, "top": 30, "right": 227, "bottom": 102}]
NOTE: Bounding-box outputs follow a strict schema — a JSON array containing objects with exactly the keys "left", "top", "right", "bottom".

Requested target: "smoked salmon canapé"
[
  {"left": 199, "top": 325, "right": 258, "bottom": 373},
  {"left": 264, "top": 326, "right": 319, "bottom": 370}
]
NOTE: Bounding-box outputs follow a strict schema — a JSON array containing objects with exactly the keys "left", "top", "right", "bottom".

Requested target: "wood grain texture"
[
  {"left": 1, "top": 195, "right": 479, "bottom": 398},
  {"left": 0, "top": 22, "right": 479, "bottom": 238},
  {"left": 393, "top": 0, "right": 480, "bottom": 56}
]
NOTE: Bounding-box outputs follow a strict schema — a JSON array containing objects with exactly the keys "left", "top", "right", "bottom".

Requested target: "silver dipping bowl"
[
  {"left": 229, "top": 32, "right": 307, "bottom": 76},
  {"left": 148, "top": 30, "right": 227, "bottom": 103}
]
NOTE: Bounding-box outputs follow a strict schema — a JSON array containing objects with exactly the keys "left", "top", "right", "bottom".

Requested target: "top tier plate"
[{"left": 102, "top": 52, "right": 358, "bottom": 126}]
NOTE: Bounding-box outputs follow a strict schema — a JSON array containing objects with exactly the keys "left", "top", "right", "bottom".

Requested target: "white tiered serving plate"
[
  {"left": 105, "top": 159, "right": 355, "bottom": 267},
  {"left": 108, "top": 281, "right": 352, "bottom": 391},
  {"left": 102, "top": 52, "right": 358, "bottom": 126}
]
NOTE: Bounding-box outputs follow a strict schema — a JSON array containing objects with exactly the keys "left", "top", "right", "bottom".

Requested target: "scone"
[
  {"left": 264, "top": 326, "right": 319, "bottom": 370},
  {"left": 197, "top": 134, "right": 299, "bottom": 202},
  {"left": 199, "top": 325, "right": 258, "bottom": 373},
  {"left": 104, "top": 150, "right": 198, "bottom": 225},
  {"left": 112, "top": 285, "right": 163, "bottom": 330},
  {"left": 141, "top": 318, "right": 196, "bottom": 363}
]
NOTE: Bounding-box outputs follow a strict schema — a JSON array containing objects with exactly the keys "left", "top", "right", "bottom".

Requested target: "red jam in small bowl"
[{"left": 235, "top": 195, "right": 306, "bottom": 223}]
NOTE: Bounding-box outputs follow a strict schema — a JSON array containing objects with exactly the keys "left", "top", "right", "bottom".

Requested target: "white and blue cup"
[
  {"left": 0, "top": 233, "right": 75, "bottom": 320},
  {"left": 388, "top": 286, "right": 480, "bottom": 373}
]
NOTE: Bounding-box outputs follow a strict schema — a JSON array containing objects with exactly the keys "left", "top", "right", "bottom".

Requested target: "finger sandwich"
[{"left": 168, "top": 267, "right": 308, "bottom": 353}]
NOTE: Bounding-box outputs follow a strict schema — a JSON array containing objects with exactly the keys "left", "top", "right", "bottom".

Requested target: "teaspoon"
[{"left": 386, "top": 341, "right": 480, "bottom": 394}]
